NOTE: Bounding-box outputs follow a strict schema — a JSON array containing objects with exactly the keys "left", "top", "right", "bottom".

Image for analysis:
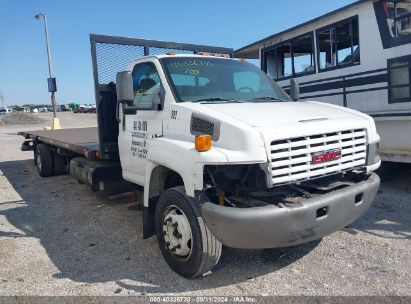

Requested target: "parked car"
[
  {"left": 74, "top": 107, "right": 85, "bottom": 113},
  {"left": 0, "top": 108, "right": 12, "bottom": 115},
  {"left": 60, "top": 104, "right": 70, "bottom": 112}
]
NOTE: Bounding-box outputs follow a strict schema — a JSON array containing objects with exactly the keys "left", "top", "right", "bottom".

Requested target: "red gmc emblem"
[{"left": 312, "top": 149, "right": 342, "bottom": 164}]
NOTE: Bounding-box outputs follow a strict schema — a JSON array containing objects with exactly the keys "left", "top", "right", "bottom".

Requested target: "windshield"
[{"left": 161, "top": 57, "right": 292, "bottom": 103}]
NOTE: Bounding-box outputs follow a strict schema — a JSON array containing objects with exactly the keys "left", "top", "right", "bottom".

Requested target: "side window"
[
  {"left": 293, "top": 34, "right": 315, "bottom": 74},
  {"left": 263, "top": 33, "right": 314, "bottom": 80},
  {"left": 132, "top": 62, "right": 161, "bottom": 108},
  {"left": 317, "top": 18, "right": 360, "bottom": 71},
  {"left": 264, "top": 44, "right": 292, "bottom": 79},
  {"left": 388, "top": 56, "right": 411, "bottom": 103},
  {"left": 383, "top": 1, "right": 411, "bottom": 38},
  {"left": 275, "top": 43, "right": 293, "bottom": 78},
  {"left": 318, "top": 28, "right": 336, "bottom": 69},
  {"left": 374, "top": 1, "right": 411, "bottom": 48}
]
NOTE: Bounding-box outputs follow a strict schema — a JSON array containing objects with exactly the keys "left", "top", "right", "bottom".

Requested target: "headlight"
[{"left": 367, "top": 143, "right": 380, "bottom": 166}]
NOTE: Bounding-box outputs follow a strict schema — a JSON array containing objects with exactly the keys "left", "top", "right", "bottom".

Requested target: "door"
[{"left": 118, "top": 61, "right": 164, "bottom": 185}]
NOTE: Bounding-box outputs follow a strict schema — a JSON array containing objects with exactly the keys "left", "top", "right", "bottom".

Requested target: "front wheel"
[{"left": 155, "top": 186, "right": 222, "bottom": 278}]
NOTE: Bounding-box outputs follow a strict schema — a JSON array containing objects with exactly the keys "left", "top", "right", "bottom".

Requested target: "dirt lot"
[{"left": 0, "top": 112, "right": 410, "bottom": 296}]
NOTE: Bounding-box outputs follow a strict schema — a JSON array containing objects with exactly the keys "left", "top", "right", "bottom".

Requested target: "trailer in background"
[{"left": 235, "top": 0, "right": 411, "bottom": 163}]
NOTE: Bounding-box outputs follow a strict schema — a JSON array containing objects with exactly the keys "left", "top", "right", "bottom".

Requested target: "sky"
[{"left": 0, "top": 0, "right": 356, "bottom": 106}]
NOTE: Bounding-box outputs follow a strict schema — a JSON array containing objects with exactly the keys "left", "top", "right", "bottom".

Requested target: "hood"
[{"left": 202, "top": 101, "right": 363, "bottom": 127}]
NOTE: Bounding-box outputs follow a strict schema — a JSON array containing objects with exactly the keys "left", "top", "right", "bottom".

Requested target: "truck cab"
[{"left": 115, "top": 52, "right": 381, "bottom": 277}]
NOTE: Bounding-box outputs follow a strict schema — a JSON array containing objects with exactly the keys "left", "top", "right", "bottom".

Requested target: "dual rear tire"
[{"left": 35, "top": 144, "right": 67, "bottom": 177}]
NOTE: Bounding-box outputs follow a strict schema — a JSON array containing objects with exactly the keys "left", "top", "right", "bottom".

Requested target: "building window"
[
  {"left": 374, "top": 1, "right": 411, "bottom": 48},
  {"left": 388, "top": 56, "right": 411, "bottom": 103},
  {"left": 317, "top": 17, "right": 360, "bottom": 71},
  {"left": 384, "top": 1, "right": 411, "bottom": 38},
  {"left": 264, "top": 33, "right": 315, "bottom": 80},
  {"left": 293, "top": 35, "right": 315, "bottom": 74}
]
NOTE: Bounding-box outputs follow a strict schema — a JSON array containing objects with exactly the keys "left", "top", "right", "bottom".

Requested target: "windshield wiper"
[
  {"left": 251, "top": 96, "right": 287, "bottom": 102},
  {"left": 191, "top": 97, "right": 246, "bottom": 103}
]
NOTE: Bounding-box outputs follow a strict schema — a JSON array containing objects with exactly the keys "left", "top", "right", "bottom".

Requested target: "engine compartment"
[{"left": 203, "top": 164, "right": 368, "bottom": 208}]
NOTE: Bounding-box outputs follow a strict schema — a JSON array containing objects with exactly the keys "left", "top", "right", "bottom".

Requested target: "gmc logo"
[{"left": 312, "top": 149, "right": 342, "bottom": 164}]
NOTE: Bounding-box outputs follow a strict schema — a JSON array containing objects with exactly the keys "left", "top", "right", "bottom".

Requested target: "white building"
[{"left": 235, "top": 0, "right": 411, "bottom": 163}]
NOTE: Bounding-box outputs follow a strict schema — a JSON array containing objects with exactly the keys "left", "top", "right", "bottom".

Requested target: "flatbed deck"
[{"left": 19, "top": 127, "right": 100, "bottom": 157}]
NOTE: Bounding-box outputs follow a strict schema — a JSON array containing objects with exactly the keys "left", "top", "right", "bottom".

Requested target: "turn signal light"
[
  {"left": 195, "top": 135, "right": 212, "bottom": 152},
  {"left": 166, "top": 51, "right": 175, "bottom": 55}
]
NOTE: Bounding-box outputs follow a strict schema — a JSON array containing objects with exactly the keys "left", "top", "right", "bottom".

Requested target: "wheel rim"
[
  {"left": 162, "top": 205, "right": 193, "bottom": 260},
  {"left": 36, "top": 152, "right": 42, "bottom": 171}
]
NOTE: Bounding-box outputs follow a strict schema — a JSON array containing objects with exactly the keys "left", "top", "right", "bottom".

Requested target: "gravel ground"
[{"left": 0, "top": 112, "right": 410, "bottom": 296}]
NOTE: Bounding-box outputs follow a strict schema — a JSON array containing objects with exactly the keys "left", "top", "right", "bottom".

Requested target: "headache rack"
[{"left": 89, "top": 34, "right": 233, "bottom": 159}]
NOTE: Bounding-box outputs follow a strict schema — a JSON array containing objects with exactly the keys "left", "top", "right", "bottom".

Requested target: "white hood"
[
  {"left": 203, "top": 101, "right": 364, "bottom": 127},
  {"left": 174, "top": 100, "right": 379, "bottom": 146},
  {"left": 167, "top": 100, "right": 379, "bottom": 164}
]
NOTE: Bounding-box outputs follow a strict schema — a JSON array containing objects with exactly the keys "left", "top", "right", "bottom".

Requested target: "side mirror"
[
  {"left": 116, "top": 71, "right": 134, "bottom": 102},
  {"left": 116, "top": 71, "right": 135, "bottom": 120},
  {"left": 290, "top": 78, "right": 300, "bottom": 101}
]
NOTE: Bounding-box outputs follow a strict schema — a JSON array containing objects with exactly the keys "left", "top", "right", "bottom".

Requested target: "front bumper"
[{"left": 201, "top": 172, "right": 380, "bottom": 249}]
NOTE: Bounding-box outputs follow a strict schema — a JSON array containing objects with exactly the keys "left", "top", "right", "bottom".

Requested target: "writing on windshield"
[{"left": 161, "top": 57, "right": 291, "bottom": 103}]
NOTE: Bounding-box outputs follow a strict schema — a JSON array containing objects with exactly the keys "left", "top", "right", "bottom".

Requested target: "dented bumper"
[{"left": 201, "top": 173, "right": 380, "bottom": 249}]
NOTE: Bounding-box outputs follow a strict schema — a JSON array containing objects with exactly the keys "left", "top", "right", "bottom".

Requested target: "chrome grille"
[{"left": 270, "top": 129, "right": 367, "bottom": 185}]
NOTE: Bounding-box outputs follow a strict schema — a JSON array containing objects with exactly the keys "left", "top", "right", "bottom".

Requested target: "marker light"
[
  {"left": 166, "top": 51, "right": 175, "bottom": 55},
  {"left": 210, "top": 53, "right": 217, "bottom": 57},
  {"left": 195, "top": 135, "right": 212, "bottom": 152},
  {"left": 220, "top": 54, "right": 228, "bottom": 58},
  {"left": 199, "top": 52, "right": 207, "bottom": 56}
]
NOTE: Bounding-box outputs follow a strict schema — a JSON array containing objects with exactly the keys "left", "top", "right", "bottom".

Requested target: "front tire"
[{"left": 155, "top": 186, "right": 222, "bottom": 278}]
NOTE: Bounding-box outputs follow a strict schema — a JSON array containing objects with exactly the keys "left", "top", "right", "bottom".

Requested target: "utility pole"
[
  {"left": 34, "top": 13, "right": 61, "bottom": 129},
  {"left": 0, "top": 90, "right": 4, "bottom": 109}
]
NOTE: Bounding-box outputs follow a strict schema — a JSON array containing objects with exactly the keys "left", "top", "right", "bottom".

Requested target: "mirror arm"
[
  {"left": 116, "top": 99, "right": 133, "bottom": 122},
  {"left": 158, "top": 85, "right": 166, "bottom": 110},
  {"left": 122, "top": 103, "right": 138, "bottom": 115}
]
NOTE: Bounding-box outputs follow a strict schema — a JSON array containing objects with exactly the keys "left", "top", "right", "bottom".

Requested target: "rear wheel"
[
  {"left": 35, "top": 144, "right": 53, "bottom": 177},
  {"left": 155, "top": 186, "right": 222, "bottom": 278}
]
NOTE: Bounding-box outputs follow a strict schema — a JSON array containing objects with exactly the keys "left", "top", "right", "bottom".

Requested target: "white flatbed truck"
[{"left": 20, "top": 34, "right": 381, "bottom": 278}]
